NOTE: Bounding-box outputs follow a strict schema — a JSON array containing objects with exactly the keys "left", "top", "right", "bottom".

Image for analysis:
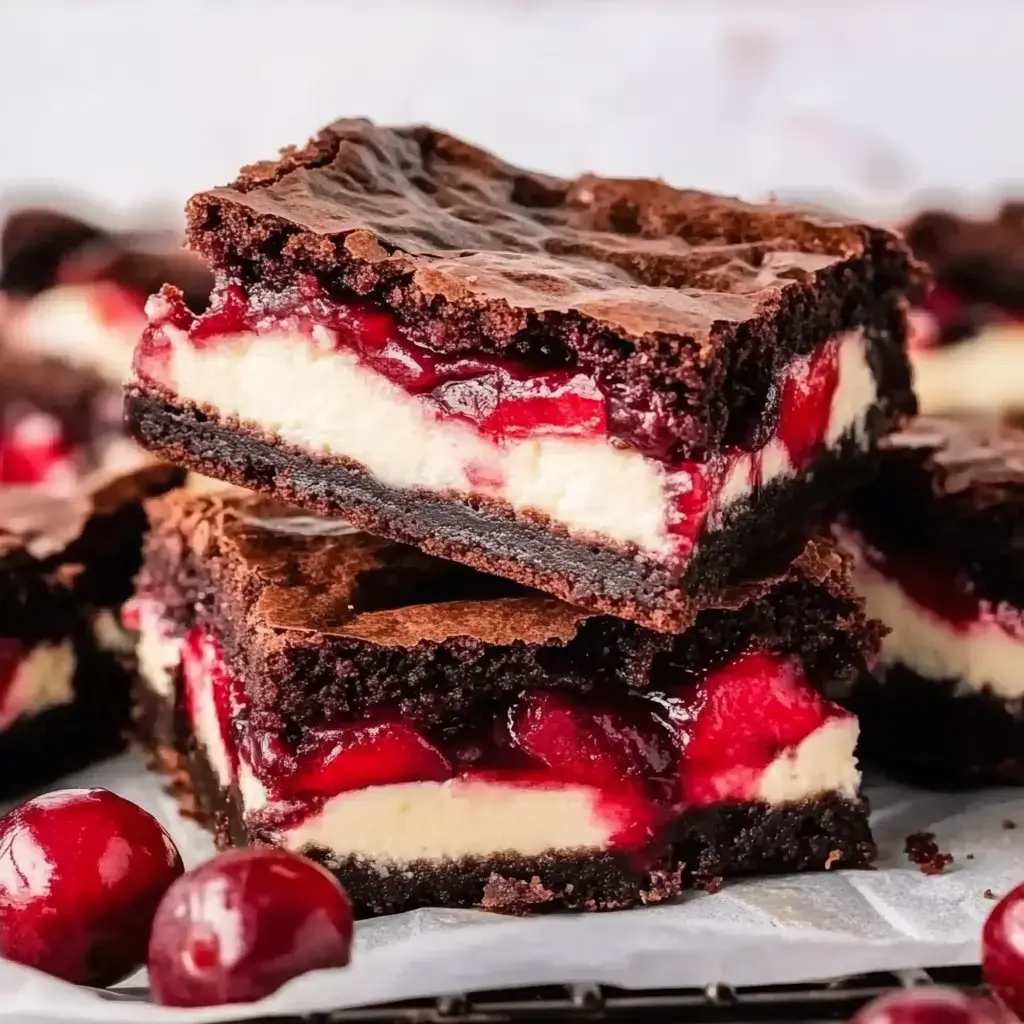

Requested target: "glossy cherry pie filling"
[
  {"left": 130, "top": 599, "right": 861, "bottom": 864},
  {"left": 134, "top": 280, "right": 880, "bottom": 560}
]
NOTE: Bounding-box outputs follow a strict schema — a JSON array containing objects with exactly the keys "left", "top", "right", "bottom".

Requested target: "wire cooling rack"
[{"left": 101, "top": 965, "right": 982, "bottom": 1023}]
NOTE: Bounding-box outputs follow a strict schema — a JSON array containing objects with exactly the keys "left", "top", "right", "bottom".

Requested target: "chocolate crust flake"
[{"left": 184, "top": 119, "right": 920, "bottom": 458}]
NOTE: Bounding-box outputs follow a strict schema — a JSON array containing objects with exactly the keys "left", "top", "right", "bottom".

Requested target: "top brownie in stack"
[
  {"left": 125, "top": 118, "right": 919, "bottom": 632},
  {"left": 0, "top": 207, "right": 210, "bottom": 487},
  {"left": 904, "top": 204, "right": 1024, "bottom": 420}
]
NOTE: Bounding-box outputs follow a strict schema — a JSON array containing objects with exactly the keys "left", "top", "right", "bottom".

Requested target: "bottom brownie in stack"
[
  {"left": 132, "top": 491, "right": 880, "bottom": 915},
  {"left": 0, "top": 462, "right": 180, "bottom": 796},
  {"left": 840, "top": 416, "right": 1024, "bottom": 787}
]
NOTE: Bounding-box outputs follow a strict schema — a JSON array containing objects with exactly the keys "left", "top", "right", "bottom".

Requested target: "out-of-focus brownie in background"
[{"left": 0, "top": 205, "right": 210, "bottom": 490}]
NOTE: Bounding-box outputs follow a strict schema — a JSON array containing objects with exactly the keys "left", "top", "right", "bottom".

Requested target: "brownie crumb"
[
  {"left": 985, "top": 889, "right": 1000, "bottom": 900},
  {"left": 697, "top": 875, "right": 724, "bottom": 895},
  {"left": 1003, "top": 819, "right": 1017, "bottom": 830},
  {"left": 904, "top": 831, "right": 954, "bottom": 875},
  {"left": 479, "top": 873, "right": 556, "bottom": 914},
  {"left": 966, "top": 853, "right": 975, "bottom": 860},
  {"left": 825, "top": 849, "right": 843, "bottom": 870}
]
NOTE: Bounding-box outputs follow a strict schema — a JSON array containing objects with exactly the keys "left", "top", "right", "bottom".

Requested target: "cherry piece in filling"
[
  {"left": 148, "top": 848, "right": 354, "bottom": 1007},
  {"left": 850, "top": 989, "right": 1009, "bottom": 1024},
  {"left": 982, "top": 880, "right": 1024, "bottom": 1019},
  {"left": 0, "top": 788, "right": 183, "bottom": 987}
]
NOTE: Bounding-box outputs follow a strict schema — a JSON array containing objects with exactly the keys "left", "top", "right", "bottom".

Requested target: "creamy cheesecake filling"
[
  {"left": 0, "top": 640, "right": 76, "bottom": 732},
  {"left": 912, "top": 325, "right": 1024, "bottom": 417},
  {"left": 139, "top": 315, "right": 878, "bottom": 557},
  {"left": 5, "top": 283, "right": 142, "bottom": 384},
  {"left": 844, "top": 531, "right": 1024, "bottom": 701},
  {"left": 134, "top": 604, "right": 862, "bottom": 862}
]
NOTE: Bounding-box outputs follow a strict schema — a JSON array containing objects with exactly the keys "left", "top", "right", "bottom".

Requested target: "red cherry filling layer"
[
  {"left": 139, "top": 283, "right": 856, "bottom": 555},
  {"left": 173, "top": 618, "right": 851, "bottom": 852},
  {"left": 913, "top": 286, "right": 1024, "bottom": 350},
  {"left": 857, "top": 540, "right": 1024, "bottom": 639},
  {"left": 0, "top": 409, "right": 78, "bottom": 489}
]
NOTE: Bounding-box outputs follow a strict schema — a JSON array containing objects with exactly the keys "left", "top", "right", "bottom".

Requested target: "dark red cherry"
[
  {"left": 850, "top": 988, "right": 1008, "bottom": 1024},
  {"left": 0, "top": 788, "right": 183, "bottom": 987},
  {"left": 983, "top": 880, "right": 1024, "bottom": 1019},
  {"left": 148, "top": 848, "right": 353, "bottom": 1007}
]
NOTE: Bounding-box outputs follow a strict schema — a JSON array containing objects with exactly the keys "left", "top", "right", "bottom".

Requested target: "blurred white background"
[{"left": 1, "top": 0, "right": 1022, "bottom": 220}]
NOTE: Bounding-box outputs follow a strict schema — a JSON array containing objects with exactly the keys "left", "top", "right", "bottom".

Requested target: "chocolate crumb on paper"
[{"left": 904, "top": 831, "right": 954, "bottom": 875}]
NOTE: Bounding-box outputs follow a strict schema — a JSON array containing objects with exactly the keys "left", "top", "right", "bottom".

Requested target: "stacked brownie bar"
[
  {"left": 904, "top": 204, "right": 1024, "bottom": 422},
  {"left": 125, "top": 119, "right": 921, "bottom": 914},
  {"left": 0, "top": 461, "right": 181, "bottom": 796},
  {"left": 840, "top": 416, "right": 1024, "bottom": 788},
  {"left": 0, "top": 207, "right": 210, "bottom": 488}
]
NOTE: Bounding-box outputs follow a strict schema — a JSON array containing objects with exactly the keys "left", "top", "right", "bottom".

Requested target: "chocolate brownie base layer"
[
  {"left": 0, "top": 637, "right": 132, "bottom": 800},
  {"left": 132, "top": 683, "right": 875, "bottom": 917},
  {"left": 127, "top": 387, "right": 886, "bottom": 634},
  {"left": 847, "top": 664, "right": 1024, "bottom": 789}
]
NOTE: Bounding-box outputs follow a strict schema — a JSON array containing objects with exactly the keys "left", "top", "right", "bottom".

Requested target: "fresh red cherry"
[
  {"left": 983, "top": 880, "right": 1024, "bottom": 1018},
  {"left": 148, "top": 848, "right": 354, "bottom": 1007},
  {"left": 850, "top": 988, "right": 1008, "bottom": 1024},
  {"left": 0, "top": 788, "right": 183, "bottom": 987}
]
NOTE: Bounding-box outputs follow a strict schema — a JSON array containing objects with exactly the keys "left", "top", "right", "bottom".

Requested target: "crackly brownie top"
[
  {"left": 850, "top": 416, "right": 1024, "bottom": 604},
  {"left": 1, "top": 206, "right": 211, "bottom": 309},
  {"left": 148, "top": 490, "right": 862, "bottom": 647},
  {"left": 904, "top": 204, "right": 1024, "bottom": 310},
  {"left": 0, "top": 461, "right": 182, "bottom": 562},
  {"left": 184, "top": 120, "right": 919, "bottom": 454}
]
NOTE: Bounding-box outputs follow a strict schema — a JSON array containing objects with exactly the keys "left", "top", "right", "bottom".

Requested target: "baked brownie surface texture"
[
  {"left": 132, "top": 489, "right": 877, "bottom": 914},
  {"left": 841, "top": 416, "right": 1024, "bottom": 784},
  {"left": 0, "top": 462, "right": 182, "bottom": 795},
  {"left": 904, "top": 205, "right": 1024, "bottom": 418},
  {"left": 126, "top": 119, "right": 918, "bottom": 631},
  {"left": 0, "top": 207, "right": 211, "bottom": 488}
]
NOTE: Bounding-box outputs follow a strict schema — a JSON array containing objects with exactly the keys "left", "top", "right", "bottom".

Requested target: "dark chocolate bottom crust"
[
  {"left": 126, "top": 388, "right": 888, "bottom": 633},
  {"left": 847, "top": 664, "right": 1024, "bottom": 789},
  {"left": 132, "top": 682, "right": 876, "bottom": 917},
  {"left": 0, "top": 630, "right": 132, "bottom": 799}
]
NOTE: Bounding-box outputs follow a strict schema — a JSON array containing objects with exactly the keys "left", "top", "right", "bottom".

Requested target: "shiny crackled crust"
[
  {"left": 137, "top": 488, "right": 881, "bottom": 733},
  {"left": 847, "top": 416, "right": 1024, "bottom": 606},
  {"left": 132, "top": 683, "right": 876, "bottom": 917},
  {"left": 184, "top": 119, "right": 920, "bottom": 458}
]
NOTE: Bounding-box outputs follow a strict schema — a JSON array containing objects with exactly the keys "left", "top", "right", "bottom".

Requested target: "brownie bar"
[
  {"left": 0, "top": 462, "right": 182, "bottom": 797},
  {"left": 840, "top": 416, "right": 1024, "bottom": 785},
  {"left": 904, "top": 205, "right": 1024, "bottom": 418},
  {"left": 133, "top": 490, "right": 877, "bottom": 915},
  {"left": 0, "top": 207, "right": 211, "bottom": 488},
  {"left": 125, "top": 120, "right": 918, "bottom": 631}
]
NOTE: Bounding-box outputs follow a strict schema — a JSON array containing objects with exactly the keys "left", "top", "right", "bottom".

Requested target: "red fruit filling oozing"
[
  {"left": 856, "top": 539, "right": 1024, "bottom": 639},
  {"left": 139, "top": 282, "right": 854, "bottom": 555},
  {"left": 173, "top": 617, "right": 850, "bottom": 852}
]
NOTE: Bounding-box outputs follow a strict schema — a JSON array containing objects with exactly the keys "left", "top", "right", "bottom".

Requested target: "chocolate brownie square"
[{"left": 124, "top": 119, "right": 919, "bottom": 633}]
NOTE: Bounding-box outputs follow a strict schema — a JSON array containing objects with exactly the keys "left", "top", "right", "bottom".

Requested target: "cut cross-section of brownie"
[
  {"left": 133, "top": 490, "right": 878, "bottom": 916},
  {"left": 0, "top": 207, "right": 211, "bottom": 488},
  {"left": 0, "top": 461, "right": 182, "bottom": 797},
  {"left": 904, "top": 205, "right": 1024, "bottom": 421},
  {"left": 124, "top": 118, "right": 919, "bottom": 633},
  {"left": 840, "top": 416, "right": 1024, "bottom": 787}
]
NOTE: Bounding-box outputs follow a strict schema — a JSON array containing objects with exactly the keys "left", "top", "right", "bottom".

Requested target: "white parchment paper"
[{"left": 0, "top": 751, "right": 1017, "bottom": 1023}]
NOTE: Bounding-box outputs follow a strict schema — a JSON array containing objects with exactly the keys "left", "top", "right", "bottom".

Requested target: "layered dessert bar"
[
  {"left": 133, "top": 489, "right": 880, "bottom": 916},
  {"left": 0, "top": 207, "right": 210, "bottom": 488},
  {"left": 904, "top": 205, "right": 1024, "bottom": 420},
  {"left": 840, "top": 416, "right": 1024, "bottom": 787},
  {"left": 125, "top": 119, "right": 919, "bottom": 633},
  {"left": 0, "top": 461, "right": 180, "bottom": 796}
]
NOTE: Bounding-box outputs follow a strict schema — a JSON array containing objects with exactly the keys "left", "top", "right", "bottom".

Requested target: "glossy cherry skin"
[
  {"left": 148, "top": 847, "right": 354, "bottom": 1007},
  {"left": 850, "top": 988, "right": 1008, "bottom": 1024},
  {"left": 0, "top": 788, "right": 184, "bottom": 987},
  {"left": 982, "top": 880, "right": 1024, "bottom": 1018}
]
